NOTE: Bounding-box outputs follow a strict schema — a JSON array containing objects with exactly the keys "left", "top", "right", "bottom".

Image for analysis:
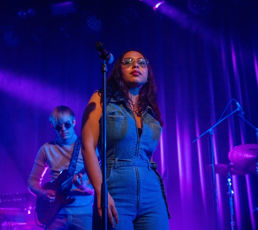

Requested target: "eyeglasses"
[
  {"left": 54, "top": 121, "right": 72, "bottom": 131},
  {"left": 121, "top": 58, "right": 149, "bottom": 68}
]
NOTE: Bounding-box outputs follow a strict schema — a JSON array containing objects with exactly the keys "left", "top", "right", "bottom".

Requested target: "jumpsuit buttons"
[
  {"left": 128, "top": 107, "right": 141, "bottom": 211},
  {"left": 129, "top": 107, "right": 148, "bottom": 213}
]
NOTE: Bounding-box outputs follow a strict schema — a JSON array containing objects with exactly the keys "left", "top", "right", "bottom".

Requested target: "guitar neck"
[{"left": 60, "top": 168, "right": 86, "bottom": 193}]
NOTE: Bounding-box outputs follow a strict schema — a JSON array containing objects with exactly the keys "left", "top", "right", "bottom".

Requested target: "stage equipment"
[
  {"left": 214, "top": 144, "right": 258, "bottom": 175},
  {"left": 214, "top": 144, "right": 258, "bottom": 230},
  {"left": 193, "top": 98, "right": 258, "bottom": 230},
  {"left": 214, "top": 164, "right": 249, "bottom": 176},
  {"left": 96, "top": 41, "right": 114, "bottom": 230},
  {"left": 228, "top": 144, "right": 258, "bottom": 174},
  {"left": 0, "top": 192, "right": 40, "bottom": 229}
]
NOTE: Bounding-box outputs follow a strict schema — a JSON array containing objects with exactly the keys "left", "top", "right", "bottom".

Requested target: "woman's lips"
[{"left": 130, "top": 70, "right": 141, "bottom": 76}]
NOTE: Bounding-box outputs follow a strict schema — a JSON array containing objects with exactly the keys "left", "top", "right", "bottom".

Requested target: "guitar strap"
[{"left": 67, "top": 137, "right": 81, "bottom": 177}]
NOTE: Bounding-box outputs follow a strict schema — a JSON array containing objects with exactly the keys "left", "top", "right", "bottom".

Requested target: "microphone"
[{"left": 95, "top": 42, "right": 114, "bottom": 64}]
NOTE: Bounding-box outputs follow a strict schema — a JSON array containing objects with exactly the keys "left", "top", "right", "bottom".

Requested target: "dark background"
[{"left": 0, "top": 0, "right": 257, "bottom": 229}]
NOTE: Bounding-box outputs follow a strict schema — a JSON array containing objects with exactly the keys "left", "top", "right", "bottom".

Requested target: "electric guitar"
[{"left": 35, "top": 168, "right": 85, "bottom": 225}]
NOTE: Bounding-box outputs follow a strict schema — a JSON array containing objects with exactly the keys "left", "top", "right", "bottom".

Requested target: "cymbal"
[
  {"left": 214, "top": 163, "right": 247, "bottom": 175},
  {"left": 228, "top": 144, "right": 258, "bottom": 172}
]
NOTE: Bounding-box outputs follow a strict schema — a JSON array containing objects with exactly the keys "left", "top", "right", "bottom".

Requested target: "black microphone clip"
[{"left": 95, "top": 42, "right": 114, "bottom": 64}]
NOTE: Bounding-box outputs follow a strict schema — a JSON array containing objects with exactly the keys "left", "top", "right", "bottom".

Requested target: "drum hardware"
[
  {"left": 214, "top": 144, "right": 258, "bottom": 230},
  {"left": 193, "top": 99, "right": 258, "bottom": 230}
]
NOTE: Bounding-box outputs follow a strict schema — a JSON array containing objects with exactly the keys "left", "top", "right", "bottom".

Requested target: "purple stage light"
[
  {"left": 159, "top": 132, "right": 165, "bottom": 176},
  {"left": 0, "top": 70, "right": 83, "bottom": 111},
  {"left": 214, "top": 139, "right": 224, "bottom": 229},
  {"left": 141, "top": 0, "right": 218, "bottom": 47},
  {"left": 231, "top": 42, "right": 256, "bottom": 230},
  {"left": 176, "top": 115, "right": 184, "bottom": 198},
  {"left": 194, "top": 119, "right": 207, "bottom": 212},
  {"left": 245, "top": 175, "right": 256, "bottom": 229},
  {"left": 207, "top": 71, "right": 224, "bottom": 228},
  {"left": 50, "top": 1, "right": 76, "bottom": 16},
  {"left": 141, "top": 0, "right": 193, "bottom": 29},
  {"left": 253, "top": 53, "right": 258, "bottom": 88},
  {"left": 230, "top": 43, "right": 243, "bottom": 229},
  {"left": 153, "top": 1, "right": 165, "bottom": 11}
]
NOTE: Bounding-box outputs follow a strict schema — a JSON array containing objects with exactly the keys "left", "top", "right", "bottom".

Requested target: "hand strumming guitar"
[{"left": 39, "top": 189, "right": 56, "bottom": 202}]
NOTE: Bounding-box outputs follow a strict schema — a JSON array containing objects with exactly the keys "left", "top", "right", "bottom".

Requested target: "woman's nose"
[{"left": 132, "top": 60, "right": 139, "bottom": 68}]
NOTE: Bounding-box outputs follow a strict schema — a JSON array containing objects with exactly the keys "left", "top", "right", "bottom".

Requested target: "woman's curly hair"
[{"left": 102, "top": 50, "right": 163, "bottom": 126}]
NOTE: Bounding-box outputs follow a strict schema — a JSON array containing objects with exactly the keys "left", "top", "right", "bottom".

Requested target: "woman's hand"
[{"left": 97, "top": 192, "right": 119, "bottom": 227}]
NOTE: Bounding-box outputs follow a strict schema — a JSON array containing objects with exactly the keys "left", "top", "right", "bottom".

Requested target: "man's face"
[{"left": 52, "top": 113, "right": 76, "bottom": 141}]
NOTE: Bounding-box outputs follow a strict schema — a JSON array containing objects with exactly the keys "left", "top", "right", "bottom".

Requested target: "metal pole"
[
  {"left": 227, "top": 172, "right": 236, "bottom": 230},
  {"left": 208, "top": 129, "right": 220, "bottom": 227},
  {"left": 101, "top": 61, "right": 107, "bottom": 230}
]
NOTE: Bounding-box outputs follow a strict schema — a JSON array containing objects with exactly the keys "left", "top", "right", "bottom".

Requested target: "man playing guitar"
[{"left": 28, "top": 105, "right": 94, "bottom": 230}]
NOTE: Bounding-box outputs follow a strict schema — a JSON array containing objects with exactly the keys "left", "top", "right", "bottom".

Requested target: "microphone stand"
[
  {"left": 101, "top": 60, "right": 108, "bottom": 230},
  {"left": 237, "top": 113, "right": 258, "bottom": 143},
  {"left": 193, "top": 100, "right": 258, "bottom": 230},
  {"left": 193, "top": 106, "right": 240, "bottom": 230},
  {"left": 96, "top": 41, "right": 114, "bottom": 230}
]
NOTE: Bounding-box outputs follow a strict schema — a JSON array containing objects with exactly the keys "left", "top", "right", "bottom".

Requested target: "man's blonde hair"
[{"left": 49, "top": 105, "right": 75, "bottom": 124}]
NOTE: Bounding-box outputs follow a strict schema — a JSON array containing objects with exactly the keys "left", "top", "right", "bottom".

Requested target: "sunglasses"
[
  {"left": 54, "top": 121, "right": 72, "bottom": 131},
  {"left": 121, "top": 58, "right": 149, "bottom": 68}
]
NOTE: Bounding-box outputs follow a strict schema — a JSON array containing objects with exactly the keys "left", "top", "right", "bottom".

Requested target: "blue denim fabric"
[
  {"left": 45, "top": 214, "right": 92, "bottom": 230},
  {"left": 95, "top": 97, "right": 169, "bottom": 230},
  {"left": 101, "top": 98, "right": 161, "bottom": 161}
]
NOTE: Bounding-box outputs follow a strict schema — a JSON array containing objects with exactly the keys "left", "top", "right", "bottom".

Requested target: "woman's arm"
[{"left": 81, "top": 91, "right": 118, "bottom": 226}]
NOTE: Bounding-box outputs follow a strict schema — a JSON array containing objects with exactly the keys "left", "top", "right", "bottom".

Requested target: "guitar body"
[{"left": 36, "top": 170, "right": 74, "bottom": 225}]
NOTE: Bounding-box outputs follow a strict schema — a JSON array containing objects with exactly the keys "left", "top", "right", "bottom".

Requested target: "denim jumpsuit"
[{"left": 94, "top": 96, "right": 169, "bottom": 230}]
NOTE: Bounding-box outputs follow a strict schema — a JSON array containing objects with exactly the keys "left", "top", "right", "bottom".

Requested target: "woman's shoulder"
[
  {"left": 89, "top": 89, "right": 127, "bottom": 106},
  {"left": 89, "top": 90, "right": 102, "bottom": 104}
]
